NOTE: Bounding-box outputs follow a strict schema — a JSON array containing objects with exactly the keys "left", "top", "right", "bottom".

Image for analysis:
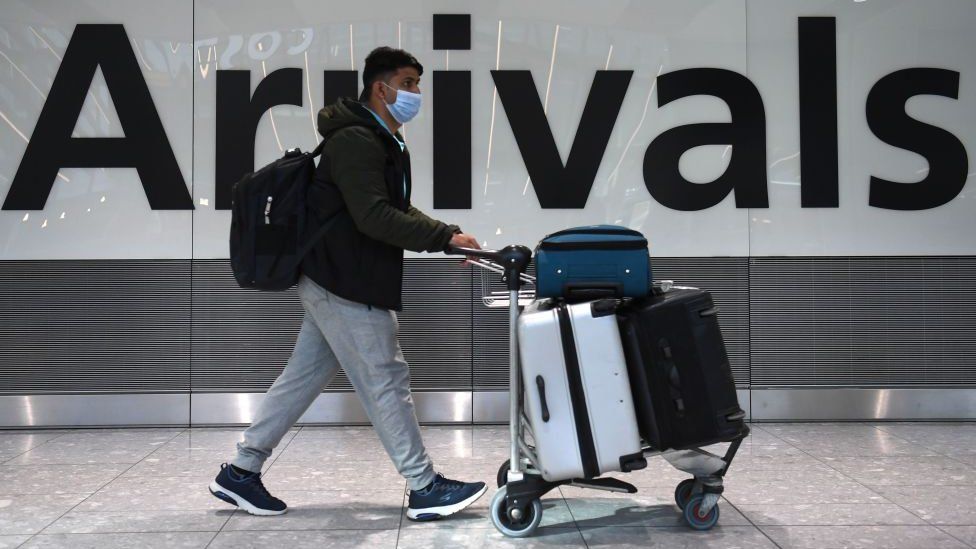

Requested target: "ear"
[{"left": 372, "top": 80, "right": 385, "bottom": 102}]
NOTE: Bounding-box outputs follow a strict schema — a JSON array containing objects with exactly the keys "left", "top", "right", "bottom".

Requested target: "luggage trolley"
[{"left": 446, "top": 244, "right": 749, "bottom": 538}]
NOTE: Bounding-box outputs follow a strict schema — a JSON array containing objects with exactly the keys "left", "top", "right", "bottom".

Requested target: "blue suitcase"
[{"left": 535, "top": 225, "right": 651, "bottom": 299}]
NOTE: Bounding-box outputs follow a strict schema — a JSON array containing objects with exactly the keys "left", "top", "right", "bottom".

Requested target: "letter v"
[{"left": 491, "top": 70, "right": 632, "bottom": 208}]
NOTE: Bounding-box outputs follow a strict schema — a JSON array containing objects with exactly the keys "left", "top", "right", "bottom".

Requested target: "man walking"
[{"left": 209, "top": 46, "right": 486, "bottom": 521}]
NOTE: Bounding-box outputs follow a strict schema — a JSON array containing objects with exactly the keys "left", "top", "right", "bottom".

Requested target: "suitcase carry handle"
[
  {"left": 660, "top": 339, "right": 687, "bottom": 417},
  {"left": 535, "top": 376, "right": 550, "bottom": 422},
  {"left": 726, "top": 410, "right": 746, "bottom": 421},
  {"left": 652, "top": 280, "right": 674, "bottom": 295},
  {"left": 563, "top": 281, "right": 623, "bottom": 299},
  {"left": 699, "top": 307, "right": 720, "bottom": 317}
]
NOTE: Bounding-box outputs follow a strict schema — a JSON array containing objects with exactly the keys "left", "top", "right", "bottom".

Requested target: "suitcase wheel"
[
  {"left": 490, "top": 486, "right": 543, "bottom": 538},
  {"left": 674, "top": 478, "right": 697, "bottom": 510},
  {"left": 683, "top": 494, "right": 720, "bottom": 530}
]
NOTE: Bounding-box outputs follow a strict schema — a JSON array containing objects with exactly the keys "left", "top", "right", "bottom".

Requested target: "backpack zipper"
[{"left": 264, "top": 195, "right": 273, "bottom": 224}]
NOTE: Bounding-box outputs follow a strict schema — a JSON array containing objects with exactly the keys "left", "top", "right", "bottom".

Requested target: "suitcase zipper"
[
  {"left": 545, "top": 227, "right": 644, "bottom": 238},
  {"left": 540, "top": 240, "right": 647, "bottom": 251}
]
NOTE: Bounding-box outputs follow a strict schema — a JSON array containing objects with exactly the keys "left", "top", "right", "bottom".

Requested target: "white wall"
[{"left": 1, "top": 0, "right": 973, "bottom": 260}]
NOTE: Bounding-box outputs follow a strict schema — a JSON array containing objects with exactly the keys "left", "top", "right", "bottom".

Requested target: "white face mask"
[{"left": 382, "top": 82, "right": 422, "bottom": 124}]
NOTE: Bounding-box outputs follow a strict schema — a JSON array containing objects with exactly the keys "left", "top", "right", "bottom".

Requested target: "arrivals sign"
[{"left": 1, "top": 1, "right": 973, "bottom": 259}]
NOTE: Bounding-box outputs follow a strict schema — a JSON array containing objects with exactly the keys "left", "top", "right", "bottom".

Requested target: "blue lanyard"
[{"left": 364, "top": 107, "right": 407, "bottom": 199}]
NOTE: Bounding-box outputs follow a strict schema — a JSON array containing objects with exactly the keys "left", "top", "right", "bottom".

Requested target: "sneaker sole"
[
  {"left": 208, "top": 481, "right": 287, "bottom": 516},
  {"left": 406, "top": 484, "right": 488, "bottom": 521}
]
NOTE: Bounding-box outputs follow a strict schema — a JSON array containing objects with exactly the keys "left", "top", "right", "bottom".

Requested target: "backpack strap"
[
  {"left": 282, "top": 118, "right": 376, "bottom": 269},
  {"left": 297, "top": 209, "right": 342, "bottom": 258},
  {"left": 266, "top": 208, "right": 344, "bottom": 276},
  {"left": 310, "top": 137, "right": 327, "bottom": 158}
]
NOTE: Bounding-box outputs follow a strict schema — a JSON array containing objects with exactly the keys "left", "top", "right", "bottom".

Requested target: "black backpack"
[{"left": 229, "top": 140, "right": 340, "bottom": 291}]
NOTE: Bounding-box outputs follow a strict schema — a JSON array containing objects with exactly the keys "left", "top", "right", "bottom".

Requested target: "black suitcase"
[{"left": 617, "top": 288, "right": 746, "bottom": 451}]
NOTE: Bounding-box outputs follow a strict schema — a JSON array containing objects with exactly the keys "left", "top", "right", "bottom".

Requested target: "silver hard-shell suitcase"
[{"left": 517, "top": 298, "right": 644, "bottom": 482}]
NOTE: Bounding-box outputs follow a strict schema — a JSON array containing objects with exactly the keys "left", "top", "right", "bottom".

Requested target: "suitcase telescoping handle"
[{"left": 445, "top": 244, "right": 532, "bottom": 291}]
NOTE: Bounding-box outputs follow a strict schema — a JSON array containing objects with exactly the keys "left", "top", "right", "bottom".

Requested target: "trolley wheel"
[
  {"left": 683, "top": 494, "right": 720, "bottom": 530},
  {"left": 674, "top": 478, "right": 696, "bottom": 510},
  {"left": 497, "top": 460, "right": 511, "bottom": 488},
  {"left": 490, "top": 485, "right": 542, "bottom": 538}
]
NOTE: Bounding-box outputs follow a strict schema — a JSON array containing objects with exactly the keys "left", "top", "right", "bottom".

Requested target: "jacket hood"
[{"left": 317, "top": 98, "right": 379, "bottom": 140}]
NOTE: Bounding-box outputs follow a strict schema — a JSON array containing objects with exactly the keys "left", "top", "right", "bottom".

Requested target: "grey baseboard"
[
  {"left": 0, "top": 394, "right": 189, "bottom": 427},
  {"left": 750, "top": 388, "right": 976, "bottom": 421},
  {"left": 2, "top": 389, "right": 974, "bottom": 428}
]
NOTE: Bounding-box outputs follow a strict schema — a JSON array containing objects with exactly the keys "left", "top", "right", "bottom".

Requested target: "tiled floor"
[{"left": 1, "top": 423, "right": 976, "bottom": 548}]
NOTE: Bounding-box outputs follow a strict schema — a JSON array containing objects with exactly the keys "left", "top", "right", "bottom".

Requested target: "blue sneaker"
[
  {"left": 406, "top": 473, "right": 488, "bottom": 521},
  {"left": 209, "top": 463, "right": 287, "bottom": 516}
]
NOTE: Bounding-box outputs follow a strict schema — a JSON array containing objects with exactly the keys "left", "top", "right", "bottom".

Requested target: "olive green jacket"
[{"left": 302, "top": 99, "right": 458, "bottom": 310}]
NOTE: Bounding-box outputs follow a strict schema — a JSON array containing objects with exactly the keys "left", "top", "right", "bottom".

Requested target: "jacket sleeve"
[
  {"left": 407, "top": 205, "right": 461, "bottom": 240},
  {"left": 325, "top": 127, "right": 456, "bottom": 253}
]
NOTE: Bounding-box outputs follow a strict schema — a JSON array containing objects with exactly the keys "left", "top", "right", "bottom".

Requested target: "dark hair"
[{"left": 358, "top": 46, "right": 424, "bottom": 102}]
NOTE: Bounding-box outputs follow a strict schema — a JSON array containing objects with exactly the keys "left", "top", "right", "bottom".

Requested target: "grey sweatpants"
[{"left": 232, "top": 275, "right": 436, "bottom": 491}]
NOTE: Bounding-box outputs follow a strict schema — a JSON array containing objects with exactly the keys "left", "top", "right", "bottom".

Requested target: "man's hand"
[
  {"left": 449, "top": 233, "right": 481, "bottom": 251},
  {"left": 448, "top": 233, "right": 481, "bottom": 263}
]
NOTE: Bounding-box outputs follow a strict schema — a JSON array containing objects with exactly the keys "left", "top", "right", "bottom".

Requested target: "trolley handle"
[
  {"left": 466, "top": 257, "right": 536, "bottom": 284},
  {"left": 444, "top": 245, "right": 501, "bottom": 262},
  {"left": 445, "top": 244, "right": 533, "bottom": 291}
]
